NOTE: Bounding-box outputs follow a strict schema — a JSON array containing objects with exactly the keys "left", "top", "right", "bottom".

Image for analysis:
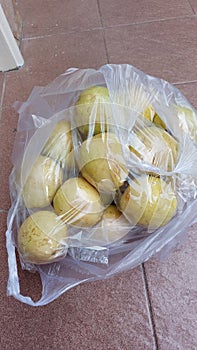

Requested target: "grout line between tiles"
[
  {"left": 141, "top": 263, "right": 159, "bottom": 350},
  {"left": 21, "top": 26, "right": 104, "bottom": 41},
  {"left": 96, "top": 0, "right": 109, "bottom": 64},
  {"left": 174, "top": 80, "right": 197, "bottom": 85},
  {"left": 0, "top": 74, "right": 7, "bottom": 120},
  {"left": 96, "top": 0, "right": 104, "bottom": 27},
  {"left": 187, "top": 0, "right": 196, "bottom": 14},
  {"left": 18, "top": 21, "right": 23, "bottom": 49},
  {"left": 102, "top": 28, "right": 110, "bottom": 64},
  {"left": 20, "top": 13, "right": 197, "bottom": 41},
  {"left": 103, "top": 13, "right": 197, "bottom": 30}
]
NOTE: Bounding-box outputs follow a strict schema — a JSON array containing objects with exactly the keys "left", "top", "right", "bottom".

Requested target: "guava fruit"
[
  {"left": 90, "top": 205, "right": 130, "bottom": 244},
  {"left": 143, "top": 105, "right": 166, "bottom": 129},
  {"left": 119, "top": 175, "right": 177, "bottom": 229},
  {"left": 75, "top": 86, "right": 112, "bottom": 137},
  {"left": 77, "top": 132, "right": 128, "bottom": 194},
  {"left": 42, "top": 120, "right": 73, "bottom": 168},
  {"left": 18, "top": 211, "right": 68, "bottom": 264},
  {"left": 129, "top": 125, "right": 178, "bottom": 173},
  {"left": 53, "top": 177, "right": 104, "bottom": 227},
  {"left": 22, "top": 155, "right": 63, "bottom": 209}
]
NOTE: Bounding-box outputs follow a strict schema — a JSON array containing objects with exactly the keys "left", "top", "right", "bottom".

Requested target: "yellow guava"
[
  {"left": 143, "top": 105, "right": 166, "bottom": 129},
  {"left": 53, "top": 177, "right": 104, "bottom": 227},
  {"left": 22, "top": 155, "right": 63, "bottom": 208},
  {"left": 75, "top": 86, "right": 113, "bottom": 137},
  {"left": 119, "top": 175, "right": 177, "bottom": 229},
  {"left": 42, "top": 120, "right": 73, "bottom": 168},
  {"left": 18, "top": 211, "right": 68, "bottom": 264},
  {"left": 129, "top": 125, "right": 178, "bottom": 173},
  {"left": 90, "top": 205, "right": 130, "bottom": 245},
  {"left": 77, "top": 132, "right": 128, "bottom": 194}
]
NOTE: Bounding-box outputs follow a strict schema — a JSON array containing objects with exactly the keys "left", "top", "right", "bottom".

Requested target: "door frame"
[{"left": 0, "top": 4, "right": 24, "bottom": 72}]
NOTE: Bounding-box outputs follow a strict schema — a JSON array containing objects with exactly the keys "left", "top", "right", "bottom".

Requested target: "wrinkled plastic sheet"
[{"left": 6, "top": 64, "right": 197, "bottom": 306}]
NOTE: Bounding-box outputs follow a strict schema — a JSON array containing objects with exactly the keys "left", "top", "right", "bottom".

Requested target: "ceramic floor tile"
[
  {"left": 188, "top": 0, "right": 197, "bottom": 13},
  {"left": 2, "top": 262, "right": 155, "bottom": 349},
  {"left": 0, "top": 73, "right": 5, "bottom": 106},
  {"left": 16, "top": 0, "right": 101, "bottom": 38},
  {"left": 4, "top": 30, "right": 107, "bottom": 108},
  {"left": 52, "top": 269, "right": 155, "bottom": 350},
  {"left": 144, "top": 225, "right": 197, "bottom": 350},
  {"left": 2, "top": 192, "right": 154, "bottom": 349},
  {"left": 99, "top": 0, "right": 193, "bottom": 27},
  {"left": 105, "top": 17, "right": 197, "bottom": 84},
  {"left": 0, "top": 213, "right": 8, "bottom": 289},
  {"left": 175, "top": 82, "right": 197, "bottom": 108},
  {"left": 0, "top": 108, "right": 19, "bottom": 210}
]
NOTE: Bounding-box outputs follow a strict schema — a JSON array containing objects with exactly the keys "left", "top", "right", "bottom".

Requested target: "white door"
[{"left": 0, "top": 4, "right": 24, "bottom": 72}]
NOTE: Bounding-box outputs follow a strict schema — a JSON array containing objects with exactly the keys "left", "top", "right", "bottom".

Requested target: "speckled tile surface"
[
  {"left": 0, "top": 74, "right": 5, "bottom": 107},
  {"left": 4, "top": 30, "right": 107, "bottom": 107},
  {"left": 0, "top": 107, "right": 18, "bottom": 210},
  {"left": 99, "top": 0, "right": 193, "bottom": 27},
  {"left": 104, "top": 17, "right": 197, "bottom": 84},
  {"left": 15, "top": 0, "right": 102, "bottom": 38},
  {"left": 188, "top": 0, "right": 197, "bottom": 13},
  {"left": 144, "top": 225, "right": 197, "bottom": 350},
  {"left": 0, "top": 1, "right": 197, "bottom": 349}
]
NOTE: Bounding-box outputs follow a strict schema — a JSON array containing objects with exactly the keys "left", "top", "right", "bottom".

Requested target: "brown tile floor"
[
  {"left": 0, "top": 1, "right": 197, "bottom": 349},
  {"left": 189, "top": 0, "right": 197, "bottom": 13}
]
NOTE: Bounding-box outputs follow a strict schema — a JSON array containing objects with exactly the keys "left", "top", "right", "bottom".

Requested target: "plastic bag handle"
[{"left": 6, "top": 229, "right": 41, "bottom": 306}]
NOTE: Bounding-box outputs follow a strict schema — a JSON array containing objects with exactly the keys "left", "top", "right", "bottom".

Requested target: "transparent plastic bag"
[{"left": 6, "top": 64, "right": 197, "bottom": 306}]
